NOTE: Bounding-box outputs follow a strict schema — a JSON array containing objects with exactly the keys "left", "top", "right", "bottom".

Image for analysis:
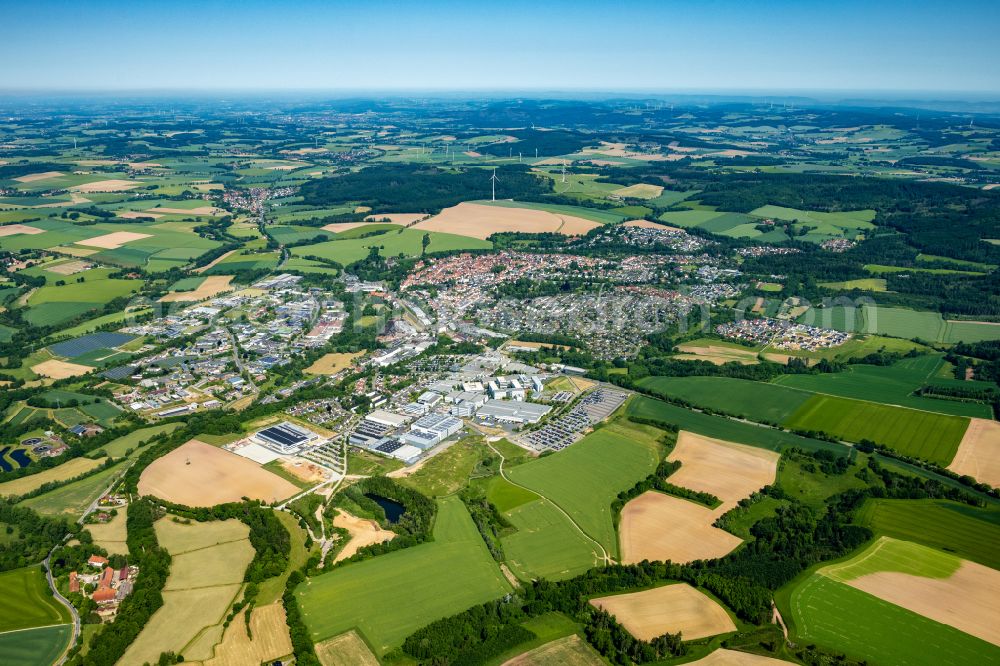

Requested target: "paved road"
[{"left": 43, "top": 540, "right": 80, "bottom": 666}]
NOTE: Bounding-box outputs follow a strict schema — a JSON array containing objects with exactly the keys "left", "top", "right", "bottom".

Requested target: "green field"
[
  {"left": 42, "top": 307, "right": 151, "bottom": 342},
  {"left": 777, "top": 453, "right": 873, "bottom": 510},
  {"left": 21, "top": 268, "right": 141, "bottom": 326},
  {"left": 809, "top": 305, "right": 1000, "bottom": 343},
  {"left": 291, "top": 228, "right": 490, "bottom": 265},
  {"left": 637, "top": 376, "right": 811, "bottom": 423},
  {"left": 505, "top": 419, "right": 663, "bottom": 558},
  {"left": 772, "top": 355, "right": 993, "bottom": 418},
  {"left": 819, "top": 278, "right": 887, "bottom": 291},
  {"left": 0, "top": 624, "right": 73, "bottom": 666},
  {"left": 93, "top": 423, "right": 179, "bottom": 459},
  {"left": 296, "top": 496, "right": 511, "bottom": 655},
  {"left": 855, "top": 498, "right": 1000, "bottom": 570},
  {"left": 656, "top": 210, "right": 760, "bottom": 238},
  {"left": 624, "top": 396, "right": 845, "bottom": 456},
  {"left": 0, "top": 566, "right": 71, "bottom": 633},
  {"left": 785, "top": 394, "right": 967, "bottom": 465},
  {"left": 749, "top": 204, "right": 875, "bottom": 233},
  {"left": 790, "top": 572, "right": 1000, "bottom": 665},
  {"left": 19, "top": 463, "right": 123, "bottom": 516},
  {"left": 865, "top": 263, "right": 986, "bottom": 276},
  {"left": 823, "top": 537, "right": 960, "bottom": 581},
  {"left": 501, "top": 497, "right": 603, "bottom": 581}
]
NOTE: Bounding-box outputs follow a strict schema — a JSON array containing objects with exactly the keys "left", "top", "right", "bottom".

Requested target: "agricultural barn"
[{"left": 253, "top": 421, "right": 318, "bottom": 454}]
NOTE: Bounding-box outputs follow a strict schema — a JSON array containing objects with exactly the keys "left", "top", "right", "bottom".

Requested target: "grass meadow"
[
  {"left": 296, "top": 496, "right": 511, "bottom": 655},
  {"left": 505, "top": 419, "right": 664, "bottom": 558},
  {"left": 290, "top": 228, "right": 490, "bottom": 265},
  {"left": 502, "top": 497, "right": 602, "bottom": 581},
  {"left": 0, "top": 566, "right": 71, "bottom": 632}
]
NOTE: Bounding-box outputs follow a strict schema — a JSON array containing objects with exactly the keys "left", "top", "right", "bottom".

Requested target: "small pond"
[{"left": 365, "top": 493, "right": 405, "bottom": 523}]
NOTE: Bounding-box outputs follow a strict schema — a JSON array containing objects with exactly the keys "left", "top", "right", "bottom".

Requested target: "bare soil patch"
[
  {"left": 675, "top": 344, "right": 759, "bottom": 366},
  {"left": 279, "top": 459, "right": 327, "bottom": 484},
  {"left": 31, "top": 359, "right": 92, "bottom": 379},
  {"left": 685, "top": 649, "right": 797, "bottom": 665},
  {"left": 118, "top": 210, "right": 163, "bottom": 220},
  {"left": 667, "top": 432, "right": 779, "bottom": 510},
  {"left": 14, "top": 171, "right": 64, "bottom": 183},
  {"left": 320, "top": 221, "right": 375, "bottom": 234},
  {"left": 948, "top": 418, "right": 1000, "bottom": 488},
  {"left": 332, "top": 509, "right": 395, "bottom": 563},
  {"left": 77, "top": 231, "right": 152, "bottom": 249},
  {"left": 591, "top": 584, "right": 736, "bottom": 641},
  {"left": 619, "top": 491, "right": 742, "bottom": 564},
  {"left": 51, "top": 245, "right": 98, "bottom": 257},
  {"left": 71, "top": 179, "right": 140, "bottom": 192},
  {"left": 502, "top": 635, "right": 604, "bottom": 666},
  {"left": 46, "top": 260, "right": 91, "bottom": 276},
  {"left": 315, "top": 630, "right": 379, "bottom": 666},
  {"left": 844, "top": 559, "right": 1000, "bottom": 647},
  {"left": 160, "top": 275, "right": 234, "bottom": 302},
  {"left": 414, "top": 202, "right": 600, "bottom": 240},
  {"left": 0, "top": 224, "right": 44, "bottom": 237},
  {"left": 138, "top": 440, "right": 299, "bottom": 506}
]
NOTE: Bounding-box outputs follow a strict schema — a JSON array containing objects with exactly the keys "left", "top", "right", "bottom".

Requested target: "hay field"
[
  {"left": 200, "top": 603, "right": 292, "bottom": 666},
  {"left": 667, "top": 431, "right": 779, "bottom": 510},
  {"left": 623, "top": 219, "right": 681, "bottom": 231},
  {"left": 947, "top": 418, "right": 1000, "bottom": 487},
  {"left": 590, "top": 584, "right": 736, "bottom": 641},
  {"left": 122, "top": 518, "right": 253, "bottom": 665},
  {"left": 70, "top": 179, "right": 139, "bottom": 193},
  {"left": 363, "top": 213, "right": 428, "bottom": 225},
  {"left": 502, "top": 635, "right": 604, "bottom": 666},
  {"left": 305, "top": 352, "right": 362, "bottom": 375},
  {"left": 686, "top": 649, "right": 796, "bottom": 665},
  {"left": 86, "top": 511, "right": 128, "bottom": 555},
  {"left": 0, "top": 224, "right": 44, "bottom": 237},
  {"left": 138, "top": 440, "right": 299, "bottom": 506},
  {"left": 315, "top": 631, "right": 379, "bottom": 666},
  {"left": 46, "top": 259, "right": 91, "bottom": 275},
  {"left": 675, "top": 343, "right": 759, "bottom": 365},
  {"left": 332, "top": 509, "right": 395, "bottom": 563},
  {"left": 149, "top": 205, "right": 224, "bottom": 216},
  {"left": 611, "top": 183, "right": 664, "bottom": 199},
  {"left": 413, "top": 202, "right": 601, "bottom": 240},
  {"left": 160, "top": 275, "right": 234, "bottom": 302},
  {"left": 31, "top": 359, "right": 92, "bottom": 379},
  {"left": 14, "top": 171, "right": 64, "bottom": 183},
  {"left": 619, "top": 491, "right": 742, "bottom": 564},
  {"left": 321, "top": 221, "right": 376, "bottom": 233},
  {"left": 76, "top": 231, "right": 152, "bottom": 249},
  {"left": 821, "top": 537, "right": 1000, "bottom": 647},
  {"left": 0, "top": 456, "right": 101, "bottom": 498}
]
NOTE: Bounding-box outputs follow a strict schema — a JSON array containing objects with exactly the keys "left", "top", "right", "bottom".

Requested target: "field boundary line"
[
  {"left": 0, "top": 622, "right": 72, "bottom": 637},
  {"left": 168, "top": 536, "right": 252, "bottom": 556}
]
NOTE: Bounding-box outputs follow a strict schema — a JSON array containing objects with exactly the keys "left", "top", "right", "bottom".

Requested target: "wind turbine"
[{"left": 490, "top": 168, "right": 500, "bottom": 201}]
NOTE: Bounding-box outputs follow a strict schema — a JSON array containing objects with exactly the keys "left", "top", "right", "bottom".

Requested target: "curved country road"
[{"left": 44, "top": 540, "right": 80, "bottom": 666}]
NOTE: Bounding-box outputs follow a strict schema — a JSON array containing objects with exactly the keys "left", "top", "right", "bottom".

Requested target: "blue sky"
[{"left": 2, "top": 0, "right": 998, "bottom": 93}]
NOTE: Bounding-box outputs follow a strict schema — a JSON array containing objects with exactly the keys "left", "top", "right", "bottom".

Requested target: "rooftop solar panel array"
[
  {"left": 259, "top": 423, "right": 309, "bottom": 447},
  {"left": 376, "top": 440, "right": 403, "bottom": 454}
]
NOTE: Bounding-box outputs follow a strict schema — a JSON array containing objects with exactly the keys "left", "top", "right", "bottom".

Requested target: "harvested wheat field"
[
  {"left": 118, "top": 210, "right": 163, "bottom": 220},
  {"left": 623, "top": 219, "right": 681, "bottom": 231},
  {"left": 675, "top": 344, "right": 759, "bottom": 366},
  {"left": 502, "top": 635, "right": 604, "bottom": 666},
  {"left": 948, "top": 418, "right": 1000, "bottom": 487},
  {"left": 667, "top": 432, "right": 779, "bottom": 510},
  {"left": 364, "top": 213, "right": 428, "bottom": 225},
  {"left": 413, "top": 202, "right": 601, "bottom": 240},
  {"left": 619, "top": 491, "right": 742, "bottom": 564},
  {"left": 0, "top": 224, "right": 44, "bottom": 237},
  {"left": 138, "top": 440, "right": 298, "bottom": 506},
  {"left": 612, "top": 183, "right": 664, "bottom": 199},
  {"left": 591, "top": 584, "right": 736, "bottom": 641},
  {"left": 46, "top": 259, "right": 91, "bottom": 275},
  {"left": 315, "top": 630, "right": 379, "bottom": 666},
  {"left": 161, "top": 275, "right": 235, "bottom": 302},
  {"left": 51, "top": 245, "right": 98, "bottom": 257},
  {"left": 200, "top": 603, "right": 293, "bottom": 666},
  {"left": 149, "top": 205, "right": 225, "bottom": 216},
  {"left": 71, "top": 179, "right": 139, "bottom": 192},
  {"left": 305, "top": 352, "right": 362, "bottom": 375},
  {"left": 77, "top": 231, "right": 152, "bottom": 249},
  {"left": 686, "top": 649, "right": 796, "bottom": 665},
  {"left": 14, "top": 171, "right": 64, "bottom": 183},
  {"left": 194, "top": 249, "right": 237, "bottom": 273},
  {"left": 823, "top": 537, "right": 1000, "bottom": 647},
  {"left": 320, "top": 221, "right": 376, "bottom": 233},
  {"left": 332, "top": 509, "right": 395, "bottom": 563},
  {"left": 31, "top": 359, "right": 92, "bottom": 379},
  {"left": 0, "top": 456, "right": 101, "bottom": 498},
  {"left": 86, "top": 511, "right": 128, "bottom": 556}
]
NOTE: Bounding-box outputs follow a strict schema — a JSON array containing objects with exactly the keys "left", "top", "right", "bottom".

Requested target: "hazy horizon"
[{"left": 2, "top": 0, "right": 998, "bottom": 94}]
